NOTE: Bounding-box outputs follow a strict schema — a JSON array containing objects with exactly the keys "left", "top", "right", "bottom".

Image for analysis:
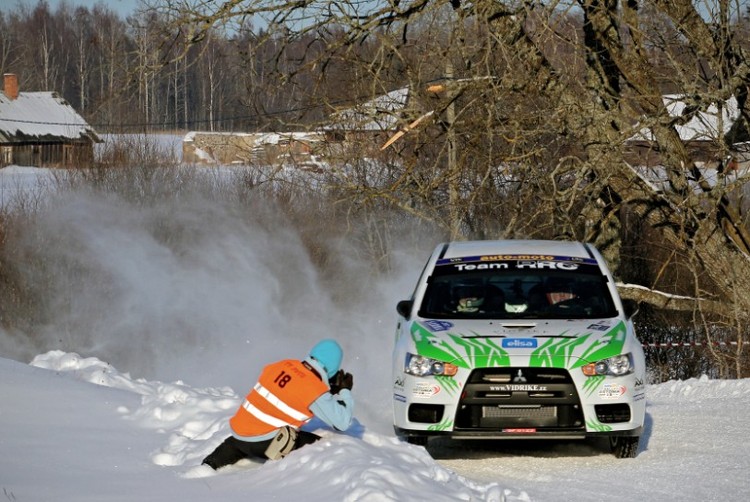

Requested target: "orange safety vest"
[{"left": 230, "top": 359, "right": 329, "bottom": 437}]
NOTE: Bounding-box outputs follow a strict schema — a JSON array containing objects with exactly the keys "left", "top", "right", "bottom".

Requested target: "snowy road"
[{"left": 438, "top": 377, "right": 748, "bottom": 501}]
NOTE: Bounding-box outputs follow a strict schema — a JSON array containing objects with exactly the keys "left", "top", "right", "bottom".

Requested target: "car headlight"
[
  {"left": 404, "top": 353, "right": 458, "bottom": 377},
  {"left": 582, "top": 353, "right": 634, "bottom": 376}
]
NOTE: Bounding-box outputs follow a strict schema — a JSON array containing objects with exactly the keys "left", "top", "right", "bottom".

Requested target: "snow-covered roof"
[
  {"left": 0, "top": 91, "right": 100, "bottom": 143},
  {"left": 630, "top": 95, "right": 739, "bottom": 142},
  {"left": 328, "top": 87, "right": 410, "bottom": 131}
]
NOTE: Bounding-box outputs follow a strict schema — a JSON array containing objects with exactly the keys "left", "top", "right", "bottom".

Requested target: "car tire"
[{"left": 610, "top": 436, "right": 640, "bottom": 458}]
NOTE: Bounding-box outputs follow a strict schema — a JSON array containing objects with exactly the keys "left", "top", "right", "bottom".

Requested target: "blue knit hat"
[{"left": 309, "top": 339, "right": 343, "bottom": 379}]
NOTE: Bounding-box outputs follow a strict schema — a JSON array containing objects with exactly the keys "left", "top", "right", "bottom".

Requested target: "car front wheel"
[{"left": 610, "top": 436, "right": 640, "bottom": 458}]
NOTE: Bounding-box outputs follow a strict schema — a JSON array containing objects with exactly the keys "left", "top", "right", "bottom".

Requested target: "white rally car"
[{"left": 392, "top": 240, "right": 646, "bottom": 458}]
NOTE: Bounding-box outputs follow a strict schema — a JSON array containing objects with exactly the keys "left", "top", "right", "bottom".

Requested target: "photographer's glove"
[
  {"left": 340, "top": 371, "right": 353, "bottom": 391},
  {"left": 329, "top": 369, "right": 353, "bottom": 394}
]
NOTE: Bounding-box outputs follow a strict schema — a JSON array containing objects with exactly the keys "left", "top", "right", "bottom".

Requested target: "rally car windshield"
[{"left": 417, "top": 256, "right": 618, "bottom": 320}]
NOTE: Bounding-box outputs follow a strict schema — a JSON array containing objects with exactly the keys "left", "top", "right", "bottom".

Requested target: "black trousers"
[{"left": 202, "top": 430, "right": 321, "bottom": 470}]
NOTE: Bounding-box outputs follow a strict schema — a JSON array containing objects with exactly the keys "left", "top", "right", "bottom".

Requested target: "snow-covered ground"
[
  {"left": 0, "top": 164, "right": 58, "bottom": 209},
  {"left": 1, "top": 162, "right": 749, "bottom": 501},
  {"left": 96, "top": 133, "right": 185, "bottom": 160},
  {"left": 1, "top": 351, "right": 749, "bottom": 501}
]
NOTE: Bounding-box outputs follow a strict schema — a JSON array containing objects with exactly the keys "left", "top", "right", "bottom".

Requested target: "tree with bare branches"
[{"left": 147, "top": 0, "right": 750, "bottom": 376}]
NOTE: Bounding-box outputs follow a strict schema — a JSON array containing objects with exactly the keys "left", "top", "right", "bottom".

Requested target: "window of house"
[
  {"left": 1, "top": 146, "right": 12, "bottom": 166},
  {"left": 63, "top": 145, "right": 73, "bottom": 166}
]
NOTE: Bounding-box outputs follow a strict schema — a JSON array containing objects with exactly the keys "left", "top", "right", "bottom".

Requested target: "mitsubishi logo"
[{"left": 513, "top": 369, "right": 527, "bottom": 383}]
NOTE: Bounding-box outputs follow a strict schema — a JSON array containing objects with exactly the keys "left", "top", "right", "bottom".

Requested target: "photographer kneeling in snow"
[{"left": 202, "top": 339, "right": 354, "bottom": 469}]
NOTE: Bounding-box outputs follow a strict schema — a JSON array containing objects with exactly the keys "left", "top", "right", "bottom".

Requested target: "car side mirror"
[
  {"left": 396, "top": 300, "right": 413, "bottom": 318},
  {"left": 622, "top": 299, "right": 639, "bottom": 319}
]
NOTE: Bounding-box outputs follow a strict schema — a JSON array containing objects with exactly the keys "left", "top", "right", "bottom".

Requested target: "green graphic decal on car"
[
  {"left": 582, "top": 375, "right": 606, "bottom": 396},
  {"left": 435, "top": 375, "right": 461, "bottom": 395},
  {"left": 411, "top": 322, "right": 510, "bottom": 368},
  {"left": 411, "top": 322, "right": 469, "bottom": 368},
  {"left": 529, "top": 333, "right": 591, "bottom": 368},
  {"left": 574, "top": 321, "right": 627, "bottom": 368},
  {"left": 586, "top": 419, "right": 613, "bottom": 432},
  {"left": 413, "top": 320, "right": 627, "bottom": 370},
  {"left": 427, "top": 418, "right": 453, "bottom": 432},
  {"left": 454, "top": 336, "right": 511, "bottom": 368},
  {"left": 529, "top": 321, "right": 628, "bottom": 370}
]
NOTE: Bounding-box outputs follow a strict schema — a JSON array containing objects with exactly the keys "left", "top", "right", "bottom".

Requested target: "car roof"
[{"left": 439, "top": 240, "right": 595, "bottom": 260}]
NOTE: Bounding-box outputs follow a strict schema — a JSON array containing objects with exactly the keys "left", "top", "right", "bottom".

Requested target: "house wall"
[
  {"left": 182, "top": 134, "right": 255, "bottom": 164},
  {"left": 0, "top": 141, "right": 94, "bottom": 168},
  {"left": 183, "top": 132, "right": 325, "bottom": 166}
]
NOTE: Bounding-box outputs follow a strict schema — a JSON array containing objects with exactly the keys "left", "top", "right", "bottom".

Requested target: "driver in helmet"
[
  {"left": 545, "top": 277, "right": 577, "bottom": 305},
  {"left": 202, "top": 339, "right": 354, "bottom": 469},
  {"left": 453, "top": 285, "right": 487, "bottom": 313}
]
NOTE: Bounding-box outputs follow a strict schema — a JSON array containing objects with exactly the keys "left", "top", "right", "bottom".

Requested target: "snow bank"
[
  {"left": 26, "top": 350, "right": 510, "bottom": 501},
  {"left": 646, "top": 373, "right": 750, "bottom": 402}
]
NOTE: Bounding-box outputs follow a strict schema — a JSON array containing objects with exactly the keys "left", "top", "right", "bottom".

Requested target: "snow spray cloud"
[{"left": 1, "top": 178, "right": 433, "bottom": 433}]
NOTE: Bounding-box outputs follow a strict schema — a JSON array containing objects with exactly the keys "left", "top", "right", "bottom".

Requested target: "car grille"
[
  {"left": 482, "top": 405, "right": 557, "bottom": 418},
  {"left": 454, "top": 367, "right": 585, "bottom": 430}
]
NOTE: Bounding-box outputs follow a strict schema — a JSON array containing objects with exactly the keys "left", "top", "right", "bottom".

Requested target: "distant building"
[
  {"left": 182, "top": 131, "right": 326, "bottom": 168},
  {"left": 325, "top": 87, "right": 414, "bottom": 150},
  {"left": 625, "top": 94, "right": 747, "bottom": 169},
  {"left": 0, "top": 73, "right": 100, "bottom": 168},
  {"left": 327, "top": 87, "right": 410, "bottom": 134},
  {"left": 182, "top": 87, "right": 421, "bottom": 166}
]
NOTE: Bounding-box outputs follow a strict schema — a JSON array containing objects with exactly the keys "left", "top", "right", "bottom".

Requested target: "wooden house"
[{"left": 0, "top": 73, "right": 100, "bottom": 168}]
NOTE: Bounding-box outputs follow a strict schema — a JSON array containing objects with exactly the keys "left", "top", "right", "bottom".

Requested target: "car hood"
[{"left": 409, "top": 317, "right": 628, "bottom": 370}]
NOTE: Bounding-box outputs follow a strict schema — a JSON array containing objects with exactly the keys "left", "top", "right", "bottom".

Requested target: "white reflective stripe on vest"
[
  {"left": 252, "top": 383, "right": 312, "bottom": 422},
  {"left": 241, "top": 400, "right": 293, "bottom": 428}
]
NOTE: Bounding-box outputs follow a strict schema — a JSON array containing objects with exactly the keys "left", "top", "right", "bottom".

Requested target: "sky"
[
  {"left": 3, "top": 0, "right": 145, "bottom": 18},
  {"left": 1, "top": 145, "right": 750, "bottom": 501}
]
